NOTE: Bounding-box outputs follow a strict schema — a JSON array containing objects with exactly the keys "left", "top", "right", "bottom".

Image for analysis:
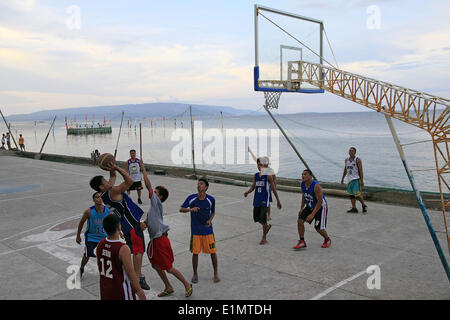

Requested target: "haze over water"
[{"left": 1, "top": 111, "right": 440, "bottom": 193}]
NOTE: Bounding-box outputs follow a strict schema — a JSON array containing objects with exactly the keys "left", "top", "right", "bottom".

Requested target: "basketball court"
[{"left": 0, "top": 154, "right": 449, "bottom": 300}]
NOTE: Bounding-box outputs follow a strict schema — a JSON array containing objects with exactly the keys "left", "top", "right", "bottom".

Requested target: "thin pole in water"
[
  {"left": 39, "top": 116, "right": 56, "bottom": 154},
  {"left": 0, "top": 108, "right": 19, "bottom": 150},
  {"left": 190, "top": 106, "right": 196, "bottom": 177},
  {"left": 114, "top": 111, "right": 125, "bottom": 159},
  {"left": 139, "top": 123, "right": 142, "bottom": 161}
]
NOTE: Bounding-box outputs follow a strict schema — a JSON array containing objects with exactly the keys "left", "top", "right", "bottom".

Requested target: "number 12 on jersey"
[{"left": 99, "top": 258, "right": 113, "bottom": 279}]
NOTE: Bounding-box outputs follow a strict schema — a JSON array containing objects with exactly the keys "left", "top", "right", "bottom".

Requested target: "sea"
[{"left": 0, "top": 110, "right": 441, "bottom": 193}]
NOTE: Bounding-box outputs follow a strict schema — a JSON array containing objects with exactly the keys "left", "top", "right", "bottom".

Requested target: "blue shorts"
[
  {"left": 84, "top": 241, "right": 99, "bottom": 258},
  {"left": 347, "top": 179, "right": 361, "bottom": 197}
]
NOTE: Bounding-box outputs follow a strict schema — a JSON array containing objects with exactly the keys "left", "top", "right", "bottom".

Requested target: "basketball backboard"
[{"left": 254, "top": 4, "right": 325, "bottom": 94}]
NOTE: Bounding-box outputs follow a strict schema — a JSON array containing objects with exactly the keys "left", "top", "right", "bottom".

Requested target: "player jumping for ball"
[{"left": 89, "top": 159, "right": 151, "bottom": 290}]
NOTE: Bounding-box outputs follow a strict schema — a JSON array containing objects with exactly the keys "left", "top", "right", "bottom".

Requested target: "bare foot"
[
  {"left": 259, "top": 239, "right": 267, "bottom": 245},
  {"left": 214, "top": 275, "right": 221, "bottom": 283}
]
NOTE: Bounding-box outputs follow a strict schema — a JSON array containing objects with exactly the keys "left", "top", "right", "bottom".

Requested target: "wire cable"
[
  {"left": 323, "top": 26, "right": 339, "bottom": 69},
  {"left": 259, "top": 11, "right": 337, "bottom": 69}
]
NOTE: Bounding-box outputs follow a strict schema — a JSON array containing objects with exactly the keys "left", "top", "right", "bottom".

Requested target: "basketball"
[{"left": 98, "top": 153, "right": 115, "bottom": 171}]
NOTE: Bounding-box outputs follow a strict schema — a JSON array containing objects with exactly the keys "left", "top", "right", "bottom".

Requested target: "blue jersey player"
[
  {"left": 244, "top": 158, "right": 281, "bottom": 245},
  {"left": 89, "top": 161, "right": 150, "bottom": 290},
  {"left": 76, "top": 192, "right": 110, "bottom": 279},
  {"left": 293, "top": 169, "right": 331, "bottom": 249}
]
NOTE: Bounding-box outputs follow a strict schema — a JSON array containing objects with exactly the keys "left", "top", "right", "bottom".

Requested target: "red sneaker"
[
  {"left": 293, "top": 240, "right": 307, "bottom": 249},
  {"left": 321, "top": 238, "right": 331, "bottom": 248}
]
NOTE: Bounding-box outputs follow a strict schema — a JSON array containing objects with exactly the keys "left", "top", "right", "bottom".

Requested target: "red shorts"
[
  {"left": 147, "top": 234, "right": 174, "bottom": 271},
  {"left": 124, "top": 228, "right": 145, "bottom": 255}
]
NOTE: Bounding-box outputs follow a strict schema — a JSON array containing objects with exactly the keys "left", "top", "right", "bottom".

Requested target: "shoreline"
[{"left": 2, "top": 149, "right": 444, "bottom": 210}]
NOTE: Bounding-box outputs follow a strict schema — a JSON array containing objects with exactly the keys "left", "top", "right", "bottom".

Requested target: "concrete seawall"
[{"left": 3, "top": 149, "right": 444, "bottom": 210}]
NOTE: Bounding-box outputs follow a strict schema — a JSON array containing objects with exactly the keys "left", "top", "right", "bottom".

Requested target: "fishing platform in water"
[{"left": 66, "top": 126, "right": 112, "bottom": 135}]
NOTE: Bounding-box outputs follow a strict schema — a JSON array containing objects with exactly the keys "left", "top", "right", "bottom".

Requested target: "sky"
[{"left": 0, "top": 0, "right": 449, "bottom": 116}]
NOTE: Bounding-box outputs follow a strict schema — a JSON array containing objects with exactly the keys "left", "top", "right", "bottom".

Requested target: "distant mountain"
[{"left": 6, "top": 103, "right": 259, "bottom": 121}]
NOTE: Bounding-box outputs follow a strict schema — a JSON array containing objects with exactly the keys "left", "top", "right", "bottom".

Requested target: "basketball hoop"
[{"left": 263, "top": 91, "right": 282, "bottom": 109}]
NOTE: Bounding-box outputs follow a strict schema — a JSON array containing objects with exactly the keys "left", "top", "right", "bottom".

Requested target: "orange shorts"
[{"left": 190, "top": 234, "right": 217, "bottom": 254}]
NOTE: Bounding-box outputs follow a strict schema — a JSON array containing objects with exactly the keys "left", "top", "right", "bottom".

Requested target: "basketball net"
[{"left": 263, "top": 91, "right": 282, "bottom": 110}]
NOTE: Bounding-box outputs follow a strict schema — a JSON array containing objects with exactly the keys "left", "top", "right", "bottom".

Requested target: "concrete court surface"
[{"left": 0, "top": 154, "right": 449, "bottom": 300}]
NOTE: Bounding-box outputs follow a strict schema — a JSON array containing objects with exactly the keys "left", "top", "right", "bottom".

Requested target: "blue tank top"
[
  {"left": 253, "top": 172, "right": 270, "bottom": 207},
  {"left": 301, "top": 180, "right": 326, "bottom": 209},
  {"left": 85, "top": 206, "right": 110, "bottom": 242}
]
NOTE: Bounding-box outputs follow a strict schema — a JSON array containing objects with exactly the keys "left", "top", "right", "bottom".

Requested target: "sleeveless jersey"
[
  {"left": 127, "top": 158, "right": 141, "bottom": 182},
  {"left": 253, "top": 172, "right": 270, "bottom": 207},
  {"left": 345, "top": 157, "right": 360, "bottom": 183},
  {"left": 301, "top": 180, "right": 327, "bottom": 209},
  {"left": 101, "top": 191, "right": 143, "bottom": 234},
  {"left": 96, "top": 238, "right": 136, "bottom": 300},
  {"left": 85, "top": 206, "right": 110, "bottom": 242}
]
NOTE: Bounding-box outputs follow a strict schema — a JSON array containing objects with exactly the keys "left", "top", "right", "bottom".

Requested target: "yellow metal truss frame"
[{"left": 260, "top": 60, "right": 450, "bottom": 252}]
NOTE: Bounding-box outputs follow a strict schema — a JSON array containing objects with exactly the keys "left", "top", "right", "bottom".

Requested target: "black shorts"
[
  {"left": 298, "top": 205, "right": 328, "bottom": 230},
  {"left": 84, "top": 241, "right": 99, "bottom": 258},
  {"left": 253, "top": 206, "right": 268, "bottom": 224},
  {"left": 128, "top": 181, "right": 143, "bottom": 191}
]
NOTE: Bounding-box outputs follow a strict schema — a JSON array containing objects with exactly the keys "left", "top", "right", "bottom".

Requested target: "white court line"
[
  {"left": 0, "top": 212, "right": 182, "bottom": 256},
  {"left": 0, "top": 172, "right": 66, "bottom": 182},
  {"left": 0, "top": 213, "right": 81, "bottom": 242},
  {"left": 309, "top": 269, "right": 368, "bottom": 300},
  {"left": 0, "top": 235, "right": 76, "bottom": 257},
  {"left": 0, "top": 188, "right": 86, "bottom": 202},
  {"left": 25, "top": 164, "right": 95, "bottom": 177}
]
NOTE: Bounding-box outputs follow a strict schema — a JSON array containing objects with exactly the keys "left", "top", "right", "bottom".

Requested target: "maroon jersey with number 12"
[{"left": 96, "top": 238, "right": 136, "bottom": 300}]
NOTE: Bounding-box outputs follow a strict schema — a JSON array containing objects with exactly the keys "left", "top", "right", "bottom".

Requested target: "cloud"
[
  {"left": 0, "top": 0, "right": 449, "bottom": 116},
  {"left": 0, "top": 0, "right": 36, "bottom": 12},
  {"left": 0, "top": 20, "right": 253, "bottom": 113}
]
